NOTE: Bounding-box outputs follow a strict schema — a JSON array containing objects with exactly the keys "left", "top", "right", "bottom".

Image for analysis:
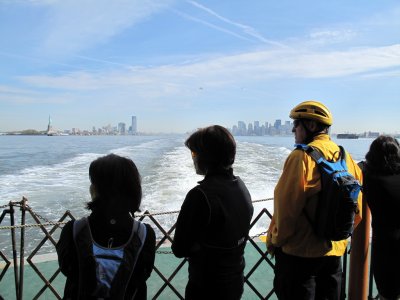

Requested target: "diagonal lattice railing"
[
  {"left": 26, "top": 209, "right": 75, "bottom": 300},
  {"left": 0, "top": 197, "right": 377, "bottom": 300},
  {"left": 245, "top": 207, "right": 275, "bottom": 299},
  {"left": 0, "top": 207, "right": 12, "bottom": 282},
  {"left": 137, "top": 211, "right": 187, "bottom": 299},
  {"left": 0, "top": 198, "right": 273, "bottom": 299}
]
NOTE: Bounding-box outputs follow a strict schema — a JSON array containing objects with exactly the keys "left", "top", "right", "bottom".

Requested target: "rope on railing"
[
  {"left": 0, "top": 198, "right": 274, "bottom": 230},
  {"left": 0, "top": 222, "right": 67, "bottom": 230},
  {"left": 155, "top": 230, "right": 268, "bottom": 254},
  {"left": 252, "top": 198, "right": 273, "bottom": 203}
]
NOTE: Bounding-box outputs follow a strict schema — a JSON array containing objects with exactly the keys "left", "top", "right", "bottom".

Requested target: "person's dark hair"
[
  {"left": 313, "top": 121, "right": 330, "bottom": 133},
  {"left": 87, "top": 154, "right": 142, "bottom": 214},
  {"left": 185, "top": 125, "right": 236, "bottom": 173},
  {"left": 299, "top": 119, "right": 331, "bottom": 134},
  {"left": 365, "top": 135, "right": 400, "bottom": 175}
]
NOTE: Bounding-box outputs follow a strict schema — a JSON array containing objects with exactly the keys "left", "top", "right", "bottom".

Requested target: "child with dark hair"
[
  {"left": 172, "top": 125, "right": 254, "bottom": 300},
  {"left": 363, "top": 135, "right": 400, "bottom": 300},
  {"left": 57, "top": 154, "right": 155, "bottom": 300}
]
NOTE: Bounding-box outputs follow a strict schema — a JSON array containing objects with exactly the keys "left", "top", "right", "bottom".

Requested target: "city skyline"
[
  {"left": 45, "top": 114, "right": 141, "bottom": 135},
  {"left": 2, "top": 114, "right": 392, "bottom": 137},
  {"left": 230, "top": 120, "right": 383, "bottom": 137},
  {"left": 1, "top": 1, "right": 399, "bottom": 134},
  {"left": 232, "top": 120, "right": 293, "bottom": 136}
]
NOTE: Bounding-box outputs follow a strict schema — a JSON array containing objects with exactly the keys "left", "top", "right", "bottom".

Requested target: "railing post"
[
  {"left": 349, "top": 198, "right": 371, "bottom": 300},
  {"left": 9, "top": 202, "right": 20, "bottom": 300},
  {"left": 18, "top": 197, "right": 27, "bottom": 300}
]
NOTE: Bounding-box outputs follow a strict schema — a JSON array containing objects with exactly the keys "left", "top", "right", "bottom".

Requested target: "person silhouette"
[
  {"left": 172, "top": 125, "right": 254, "bottom": 300},
  {"left": 361, "top": 135, "right": 400, "bottom": 300},
  {"left": 57, "top": 154, "right": 155, "bottom": 299}
]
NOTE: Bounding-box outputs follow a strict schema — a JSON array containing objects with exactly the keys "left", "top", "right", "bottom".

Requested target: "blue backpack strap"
[
  {"left": 300, "top": 144, "right": 346, "bottom": 167},
  {"left": 296, "top": 144, "right": 328, "bottom": 165},
  {"left": 295, "top": 144, "right": 319, "bottom": 228},
  {"left": 295, "top": 143, "right": 309, "bottom": 151},
  {"left": 295, "top": 145, "right": 334, "bottom": 231}
]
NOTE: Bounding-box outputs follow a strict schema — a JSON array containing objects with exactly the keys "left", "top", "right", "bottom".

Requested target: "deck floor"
[{"left": 0, "top": 243, "right": 277, "bottom": 299}]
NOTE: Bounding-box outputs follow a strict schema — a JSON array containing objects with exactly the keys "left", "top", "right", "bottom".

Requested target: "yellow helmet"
[{"left": 289, "top": 100, "right": 333, "bottom": 126}]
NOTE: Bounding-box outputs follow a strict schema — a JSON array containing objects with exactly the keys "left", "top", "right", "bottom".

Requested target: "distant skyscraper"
[
  {"left": 254, "top": 121, "right": 261, "bottom": 135},
  {"left": 274, "top": 119, "right": 282, "bottom": 129},
  {"left": 232, "top": 125, "right": 238, "bottom": 135},
  {"left": 131, "top": 116, "right": 137, "bottom": 135},
  {"left": 238, "top": 121, "right": 246, "bottom": 135},
  {"left": 231, "top": 119, "right": 294, "bottom": 136},
  {"left": 247, "top": 123, "right": 253, "bottom": 135},
  {"left": 118, "top": 122, "right": 126, "bottom": 135}
]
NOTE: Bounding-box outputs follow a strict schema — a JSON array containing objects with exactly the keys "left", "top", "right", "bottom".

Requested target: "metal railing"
[{"left": 0, "top": 197, "right": 377, "bottom": 299}]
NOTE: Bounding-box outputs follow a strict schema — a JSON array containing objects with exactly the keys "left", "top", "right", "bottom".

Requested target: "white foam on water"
[
  {"left": 110, "top": 138, "right": 168, "bottom": 159},
  {"left": 0, "top": 138, "right": 180, "bottom": 254},
  {"left": 1, "top": 136, "right": 295, "bottom": 251},
  {"left": 141, "top": 145, "right": 202, "bottom": 212},
  {"left": 133, "top": 140, "right": 292, "bottom": 236},
  {"left": 234, "top": 141, "right": 291, "bottom": 235},
  {"left": 0, "top": 152, "right": 99, "bottom": 208},
  {"left": 0, "top": 138, "right": 181, "bottom": 218},
  {"left": 235, "top": 142, "right": 290, "bottom": 198}
]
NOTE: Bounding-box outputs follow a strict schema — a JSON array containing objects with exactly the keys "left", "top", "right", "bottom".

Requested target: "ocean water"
[{"left": 0, "top": 134, "right": 374, "bottom": 253}]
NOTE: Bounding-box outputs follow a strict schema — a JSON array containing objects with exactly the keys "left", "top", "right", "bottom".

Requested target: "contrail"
[
  {"left": 172, "top": 8, "right": 253, "bottom": 42},
  {"left": 74, "top": 55, "right": 134, "bottom": 68},
  {"left": 187, "top": 0, "right": 287, "bottom": 48},
  {"left": 0, "top": 51, "right": 82, "bottom": 69}
]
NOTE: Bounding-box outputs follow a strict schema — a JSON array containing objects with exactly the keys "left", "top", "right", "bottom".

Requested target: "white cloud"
[
  {"left": 0, "top": 85, "right": 27, "bottom": 94},
  {"left": 308, "top": 29, "right": 357, "bottom": 45},
  {"left": 18, "top": 44, "right": 400, "bottom": 95},
  {"left": 0, "top": 85, "right": 69, "bottom": 104},
  {"left": 28, "top": 0, "right": 58, "bottom": 4},
  {"left": 1, "top": 0, "right": 58, "bottom": 4},
  {"left": 361, "top": 69, "right": 400, "bottom": 79},
  {"left": 41, "top": 0, "right": 174, "bottom": 56},
  {"left": 19, "top": 72, "right": 106, "bottom": 90}
]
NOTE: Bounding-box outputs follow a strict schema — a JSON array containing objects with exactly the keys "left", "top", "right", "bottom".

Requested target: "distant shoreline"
[{"left": 1, "top": 131, "right": 399, "bottom": 138}]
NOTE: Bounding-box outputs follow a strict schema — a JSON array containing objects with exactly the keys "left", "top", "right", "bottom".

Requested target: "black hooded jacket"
[
  {"left": 172, "top": 168, "right": 253, "bottom": 297},
  {"left": 364, "top": 171, "right": 400, "bottom": 236}
]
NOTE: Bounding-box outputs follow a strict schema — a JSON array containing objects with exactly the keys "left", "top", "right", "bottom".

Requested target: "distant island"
[
  {"left": 336, "top": 133, "right": 359, "bottom": 139},
  {"left": 3, "top": 129, "right": 45, "bottom": 136}
]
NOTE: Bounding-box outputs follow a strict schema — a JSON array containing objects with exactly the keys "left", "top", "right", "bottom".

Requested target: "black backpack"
[
  {"left": 297, "top": 144, "right": 362, "bottom": 241},
  {"left": 73, "top": 217, "right": 147, "bottom": 299}
]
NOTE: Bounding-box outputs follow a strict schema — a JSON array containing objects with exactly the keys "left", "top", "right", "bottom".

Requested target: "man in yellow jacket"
[{"left": 267, "top": 100, "right": 363, "bottom": 299}]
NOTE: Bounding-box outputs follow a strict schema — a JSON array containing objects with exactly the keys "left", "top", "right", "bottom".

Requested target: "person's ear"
[{"left": 304, "top": 120, "right": 318, "bottom": 132}]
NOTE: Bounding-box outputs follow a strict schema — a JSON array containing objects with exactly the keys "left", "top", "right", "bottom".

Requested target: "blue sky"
[{"left": 1, "top": 0, "right": 399, "bottom": 134}]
